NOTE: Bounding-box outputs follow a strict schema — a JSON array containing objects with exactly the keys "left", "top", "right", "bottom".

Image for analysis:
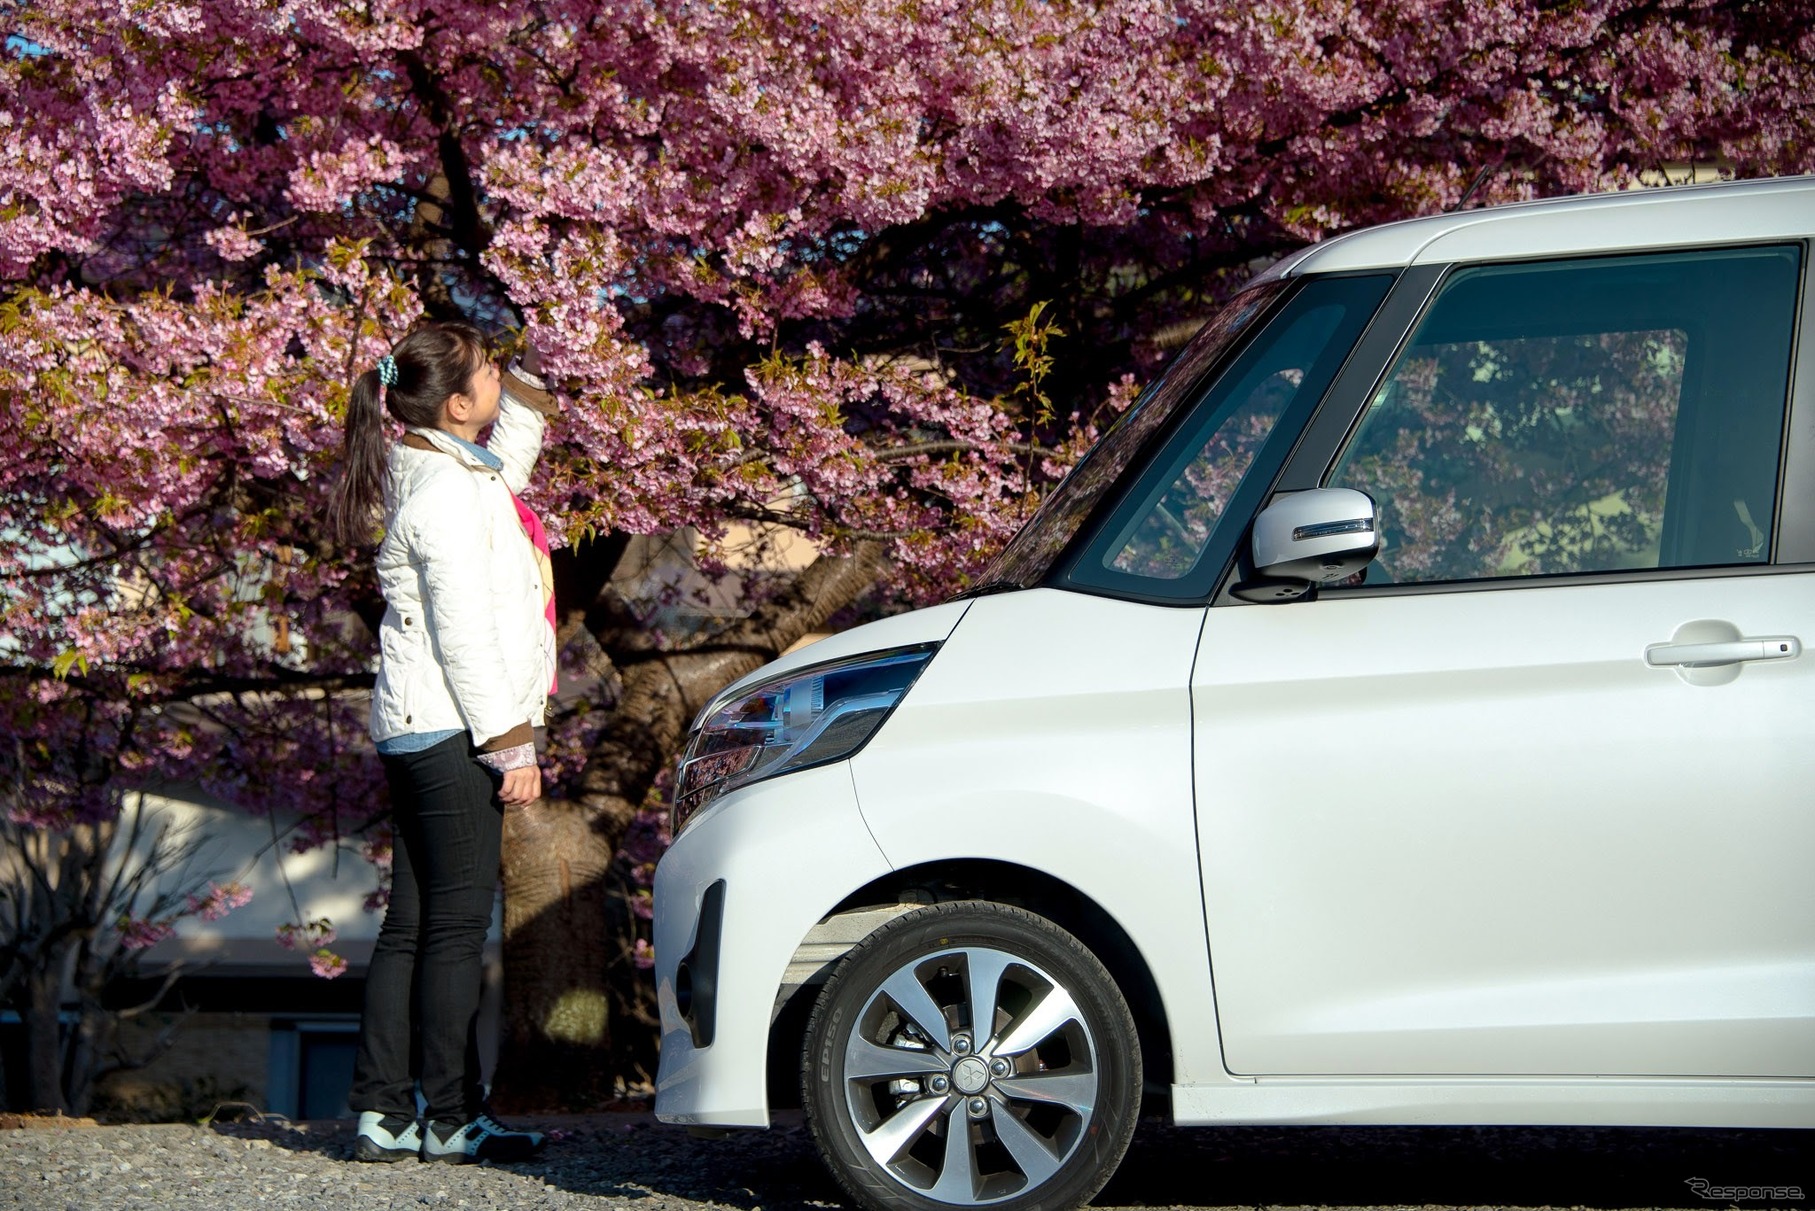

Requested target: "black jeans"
[{"left": 348, "top": 734, "right": 501, "bottom": 1123}]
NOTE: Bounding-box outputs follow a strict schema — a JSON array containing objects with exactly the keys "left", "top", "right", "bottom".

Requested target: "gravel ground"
[{"left": 2, "top": 1111, "right": 1808, "bottom": 1211}]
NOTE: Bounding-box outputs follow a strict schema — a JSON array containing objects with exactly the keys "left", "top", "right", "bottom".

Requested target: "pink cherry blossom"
[
  {"left": 309, "top": 948, "right": 349, "bottom": 979},
  {"left": 185, "top": 880, "right": 254, "bottom": 922},
  {"left": 118, "top": 916, "right": 176, "bottom": 951},
  {"left": 2, "top": 1, "right": 1811, "bottom": 1009}
]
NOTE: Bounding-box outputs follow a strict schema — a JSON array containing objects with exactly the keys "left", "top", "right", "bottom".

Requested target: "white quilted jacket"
[{"left": 367, "top": 392, "right": 555, "bottom": 751}]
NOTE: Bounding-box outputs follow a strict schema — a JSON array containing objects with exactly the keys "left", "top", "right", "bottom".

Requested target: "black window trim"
[
  {"left": 1214, "top": 238, "right": 1813, "bottom": 606},
  {"left": 1774, "top": 237, "right": 1815, "bottom": 564}
]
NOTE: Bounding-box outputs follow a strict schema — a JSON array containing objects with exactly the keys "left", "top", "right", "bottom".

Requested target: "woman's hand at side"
[{"left": 499, "top": 764, "right": 542, "bottom": 807}]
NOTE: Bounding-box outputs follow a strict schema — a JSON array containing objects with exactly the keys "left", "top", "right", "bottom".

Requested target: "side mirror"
[{"left": 1231, "top": 488, "right": 1380, "bottom": 603}]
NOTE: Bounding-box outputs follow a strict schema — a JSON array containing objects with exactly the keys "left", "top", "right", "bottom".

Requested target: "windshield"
[{"left": 968, "top": 281, "right": 1289, "bottom": 594}]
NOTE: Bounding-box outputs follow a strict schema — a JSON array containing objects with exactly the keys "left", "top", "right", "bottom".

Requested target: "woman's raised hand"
[{"left": 517, "top": 342, "right": 545, "bottom": 379}]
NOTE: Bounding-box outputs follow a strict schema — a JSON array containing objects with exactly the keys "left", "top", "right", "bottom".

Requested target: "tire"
[{"left": 802, "top": 901, "right": 1141, "bottom": 1211}]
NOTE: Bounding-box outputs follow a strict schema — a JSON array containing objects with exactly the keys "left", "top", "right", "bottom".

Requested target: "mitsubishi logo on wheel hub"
[{"left": 952, "top": 1055, "right": 991, "bottom": 1095}]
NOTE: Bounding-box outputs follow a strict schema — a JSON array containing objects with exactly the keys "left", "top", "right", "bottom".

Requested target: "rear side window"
[{"left": 1328, "top": 246, "right": 1801, "bottom": 585}]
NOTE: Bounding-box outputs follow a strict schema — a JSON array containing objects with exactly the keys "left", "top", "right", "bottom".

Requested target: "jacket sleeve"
[
  {"left": 490, "top": 367, "right": 554, "bottom": 495},
  {"left": 409, "top": 473, "right": 532, "bottom": 750}
]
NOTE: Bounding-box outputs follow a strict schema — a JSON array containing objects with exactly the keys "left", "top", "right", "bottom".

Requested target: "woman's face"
[
  {"left": 468, "top": 357, "right": 502, "bottom": 427},
  {"left": 442, "top": 355, "right": 503, "bottom": 438}
]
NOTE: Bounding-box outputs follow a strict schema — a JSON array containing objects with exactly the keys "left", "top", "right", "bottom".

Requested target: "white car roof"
[{"left": 1262, "top": 174, "right": 1815, "bottom": 280}]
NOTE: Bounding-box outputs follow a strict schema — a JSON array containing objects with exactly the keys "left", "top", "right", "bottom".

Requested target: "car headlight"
[{"left": 672, "top": 644, "right": 938, "bottom": 835}]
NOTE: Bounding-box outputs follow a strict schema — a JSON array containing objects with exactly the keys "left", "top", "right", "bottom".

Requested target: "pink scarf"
[{"left": 511, "top": 492, "right": 558, "bottom": 693}]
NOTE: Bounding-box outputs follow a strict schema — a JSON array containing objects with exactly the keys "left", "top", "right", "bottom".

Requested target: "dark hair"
[{"left": 326, "top": 320, "right": 491, "bottom": 546}]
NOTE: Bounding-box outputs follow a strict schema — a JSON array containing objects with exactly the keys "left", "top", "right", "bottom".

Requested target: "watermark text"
[{"left": 1686, "top": 1178, "right": 1805, "bottom": 1202}]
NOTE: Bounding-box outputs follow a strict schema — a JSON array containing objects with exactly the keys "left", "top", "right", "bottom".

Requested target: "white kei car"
[{"left": 654, "top": 174, "right": 1815, "bottom": 1211}]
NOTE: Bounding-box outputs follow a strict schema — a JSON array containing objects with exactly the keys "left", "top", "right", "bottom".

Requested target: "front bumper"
[{"left": 653, "top": 761, "right": 892, "bottom": 1127}]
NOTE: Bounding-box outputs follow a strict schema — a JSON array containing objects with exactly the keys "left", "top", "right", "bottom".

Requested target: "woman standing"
[{"left": 327, "top": 321, "right": 559, "bottom": 1164}]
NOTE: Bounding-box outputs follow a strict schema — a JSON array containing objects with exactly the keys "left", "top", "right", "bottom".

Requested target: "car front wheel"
[{"left": 802, "top": 901, "right": 1141, "bottom": 1211}]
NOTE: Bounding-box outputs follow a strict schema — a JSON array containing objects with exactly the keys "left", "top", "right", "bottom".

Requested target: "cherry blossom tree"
[{"left": 4, "top": 0, "right": 1813, "bottom": 1107}]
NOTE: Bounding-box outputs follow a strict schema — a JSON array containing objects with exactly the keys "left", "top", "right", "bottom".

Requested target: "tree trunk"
[
  {"left": 493, "top": 543, "right": 886, "bottom": 1109},
  {"left": 21, "top": 966, "right": 67, "bottom": 1114}
]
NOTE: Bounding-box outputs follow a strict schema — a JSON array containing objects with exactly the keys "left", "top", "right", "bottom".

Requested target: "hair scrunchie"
[{"left": 376, "top": 354, "right": 398, "bottom": 387}]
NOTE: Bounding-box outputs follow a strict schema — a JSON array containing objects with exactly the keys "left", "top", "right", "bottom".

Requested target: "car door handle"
[{"left": 1645, "top": 636, "right": 1802, "bottom": 668}]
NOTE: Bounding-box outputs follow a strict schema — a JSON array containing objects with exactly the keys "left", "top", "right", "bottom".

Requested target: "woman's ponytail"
[
  {"left": 325, "top": 321, "right": 492, "bottom": 548},
  {"left": 327, "top": 368, "right": 389, "bottom": 547}
]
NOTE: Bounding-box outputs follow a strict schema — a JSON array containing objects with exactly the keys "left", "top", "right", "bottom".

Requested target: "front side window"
[
  {"left": 1329, "top": 246, "right": 1801, "bottom": 585},
  {"left": 1065, "top": 274, "right": 1394, "bottom": 600}
]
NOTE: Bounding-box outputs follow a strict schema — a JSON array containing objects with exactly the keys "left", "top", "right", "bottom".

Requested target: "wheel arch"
[{"left": 767, "top": 858, "right": 1175, "bottom": 1112}]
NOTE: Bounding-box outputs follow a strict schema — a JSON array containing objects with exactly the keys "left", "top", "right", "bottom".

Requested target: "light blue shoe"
[
  {"left": 420, "top": 1112, "right": 546, "bottom": 1164},
  {"left": 354, "top": 1111, "right": 421, "bottom": 1163}
]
